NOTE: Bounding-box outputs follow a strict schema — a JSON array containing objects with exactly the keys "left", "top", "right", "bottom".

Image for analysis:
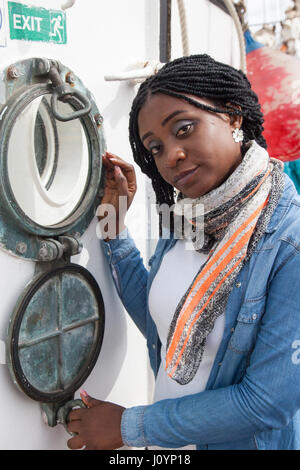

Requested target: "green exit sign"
[{"left": 8, "top": 1, "right": 67, "bottom": 44}]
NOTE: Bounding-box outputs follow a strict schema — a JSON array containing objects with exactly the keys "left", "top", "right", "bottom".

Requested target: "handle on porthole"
[
  {"left": 51, "top": 87, "right": 92, "bottom": 122},
  {"left": 57, "top": 399, "right": 87, "bottom": 436}
]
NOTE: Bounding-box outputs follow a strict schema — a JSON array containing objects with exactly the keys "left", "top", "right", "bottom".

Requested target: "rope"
[
  {"left": 223, "top": 0, "right": 247, "bottom": 73},
  {"left": 177, "top": 0, "right": 190, "bottom": 56}
]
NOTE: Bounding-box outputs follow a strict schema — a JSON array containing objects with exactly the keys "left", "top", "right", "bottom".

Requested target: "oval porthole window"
[{"left": 7, "top": 94, "right": 90, "bottom": 227}]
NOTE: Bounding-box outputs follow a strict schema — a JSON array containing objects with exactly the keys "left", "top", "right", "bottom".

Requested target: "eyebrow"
[{"left": 141, "top": 110, "right": 186, "bottom": 142}]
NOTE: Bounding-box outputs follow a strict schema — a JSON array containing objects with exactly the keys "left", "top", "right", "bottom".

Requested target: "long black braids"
[{"left": 129, "top": 54, "right": 266, "bottom": 208}]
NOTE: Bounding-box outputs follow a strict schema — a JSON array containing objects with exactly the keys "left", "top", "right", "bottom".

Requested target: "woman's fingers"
[
  {"left": 103, "top": 151, "right": 137, "bottom": 194},
  {"left": 114, "top": 165, "right": 129, "bottom": 196},
  {"left": 105, "top": 152, "right": 136, "bottom": 176},
  {"left": 67, "top": 435, "right": 86, "bottom": 450}
]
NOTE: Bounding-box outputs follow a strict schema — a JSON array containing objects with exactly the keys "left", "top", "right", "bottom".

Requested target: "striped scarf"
[{"left": 165, "top": 141, "right": 285, "bottom": 385}]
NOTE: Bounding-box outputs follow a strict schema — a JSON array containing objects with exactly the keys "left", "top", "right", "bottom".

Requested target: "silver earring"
[{"left": 232, "top": 128, "right": 244, "bottom": 143}]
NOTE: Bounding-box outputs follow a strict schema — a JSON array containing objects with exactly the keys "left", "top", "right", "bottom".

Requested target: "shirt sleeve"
[
  {"left": 100, "top": 227, "right": 149, "bottom": 338},
  {"left": 121, "top": 246, "right": 300, "bottom": 448}
]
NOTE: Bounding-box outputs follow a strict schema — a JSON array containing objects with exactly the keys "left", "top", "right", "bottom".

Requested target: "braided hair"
[{"left": 129, "top": 54, "right": 266, "bottom": 208}]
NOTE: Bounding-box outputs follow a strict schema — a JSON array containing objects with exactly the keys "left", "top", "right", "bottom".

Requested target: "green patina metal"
[
  {"left": 6, "top": 263, "right": 105, "bottom": 427},
  {"left": 0, "top": 57, "right": 106, "bottom": 261}
]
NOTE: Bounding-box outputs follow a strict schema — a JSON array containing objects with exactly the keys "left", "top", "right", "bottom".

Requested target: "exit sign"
[{"left": 8, "top": 1, "right": 67, "bottom": 44}]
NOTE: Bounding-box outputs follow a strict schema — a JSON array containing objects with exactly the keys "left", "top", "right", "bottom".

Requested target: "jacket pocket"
[{"left": 228, "top": 296, "right": 267, "bottom": 354}]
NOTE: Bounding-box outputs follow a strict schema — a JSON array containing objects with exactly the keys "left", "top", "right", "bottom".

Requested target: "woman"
[{"left": 67, "top": 54, "right": 300, "bottom": 450}]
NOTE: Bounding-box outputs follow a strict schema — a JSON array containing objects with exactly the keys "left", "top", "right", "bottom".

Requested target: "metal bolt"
[
  {"left": 7, "top": 66, "right": 19, "bottom": 80},
  {"left": 33, "top": 58, "right": 51, "bottom": 76},
  {"left": 65, "top": 71, "right": 75, "bottom": 85},
  {"left": 94, "top": 113, "right": 103, "bottom": 127},
  {"left": 39, "top": 243, "right": 49, "bottom": 261},
  {"left": 16, "top": 242, "right": 27, "bottom": 254}
]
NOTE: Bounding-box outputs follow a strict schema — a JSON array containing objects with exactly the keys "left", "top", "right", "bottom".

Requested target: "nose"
[{"left": 165, "top": 147, "right": 187, "bottom": 168}]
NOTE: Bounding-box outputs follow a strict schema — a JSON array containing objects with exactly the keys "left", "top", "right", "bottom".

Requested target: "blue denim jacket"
[{"left": 101, "top": 174, "right": 300, "bottom": 450}]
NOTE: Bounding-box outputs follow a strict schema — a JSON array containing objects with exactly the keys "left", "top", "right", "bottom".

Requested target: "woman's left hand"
[{"left": 67, "top": 391, "right": 126, "bottom": 450}]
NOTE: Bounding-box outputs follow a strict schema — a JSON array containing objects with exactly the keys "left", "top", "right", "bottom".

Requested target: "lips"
[{"left": 174, "top": 166, "right": 199, "bottom": 185}]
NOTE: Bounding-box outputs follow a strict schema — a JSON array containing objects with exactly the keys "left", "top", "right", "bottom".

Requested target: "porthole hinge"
[{"left": 38, "top": 235, "right": 82, "bottom": 261}]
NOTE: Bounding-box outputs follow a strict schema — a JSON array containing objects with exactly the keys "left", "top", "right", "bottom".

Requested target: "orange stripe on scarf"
[
  {"left": 168, "top": 255, "right": 246, "bottom": 378},
  {"left": 241, "top": 169, "right": 271, "bottom": 203}
]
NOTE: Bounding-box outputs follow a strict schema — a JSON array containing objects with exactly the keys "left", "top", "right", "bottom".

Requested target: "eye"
[
  {"left": 175, "top": 122, "right": 194, "bottom": 137},
  {"left": 148, "top": 143, "right": 162, "bottom": 157}
]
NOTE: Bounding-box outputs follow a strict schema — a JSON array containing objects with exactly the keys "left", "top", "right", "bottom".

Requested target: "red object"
[{"left": 246, "top": 41, "right": 300, "bottom": 162}]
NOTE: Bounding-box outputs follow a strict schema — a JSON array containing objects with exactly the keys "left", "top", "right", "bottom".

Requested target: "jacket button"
[
  {"left": 252, "top": 314, "right": 258, "bottom": 320},
  {"left": 152, "top": 344, "right": 156, "bottom": 349},
  {"left": 236, "top": 282, "right": 241, "bottom": 288}
]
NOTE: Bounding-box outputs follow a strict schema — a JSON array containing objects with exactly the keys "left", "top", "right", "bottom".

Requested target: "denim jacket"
[{"left": 101, "top": 174, "right": 300, "bottom": 450}]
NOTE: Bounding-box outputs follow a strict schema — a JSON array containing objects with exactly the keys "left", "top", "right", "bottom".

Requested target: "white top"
[{"left": 147, "top": 239, "right": 225, "bottom": 450}]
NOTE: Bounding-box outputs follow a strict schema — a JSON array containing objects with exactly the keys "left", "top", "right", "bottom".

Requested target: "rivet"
[
  {"left": 94, "top": 113, "right": 103, "bottom": 127},
  {"left": 7, "top": 66, "right": 20, "bottom": 80},
  {"left": 38, "top": 244, "right": 49, "bottom": 260},
  {"left": 65, "top": 71, "right": 75, "bottom": 86},
  {"left": 236, "top": 282, "right": 241, "bottom": 288},
  {"left": 16, "top": 242, "right": 27, "bottom": 254}
]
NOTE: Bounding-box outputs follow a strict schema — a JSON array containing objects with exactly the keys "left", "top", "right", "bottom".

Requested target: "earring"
[{"left": 232, "top": 128, "right": 244, "bottom": 143}]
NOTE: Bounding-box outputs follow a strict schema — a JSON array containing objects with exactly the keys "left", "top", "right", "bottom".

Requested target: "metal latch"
[
  {"left": 33, "top": 58, "right": 92, "bottom": 121},
  {"left": 38, "top": 236, "right": 82, "bottom": 261}
]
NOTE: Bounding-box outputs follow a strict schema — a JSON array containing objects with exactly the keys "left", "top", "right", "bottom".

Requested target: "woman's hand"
[
  {"left": 67, "top": 391, "right": 126, "bottom": 450},
  {"left": 98, "top": 152, "right": 137, "bottom": 239}
]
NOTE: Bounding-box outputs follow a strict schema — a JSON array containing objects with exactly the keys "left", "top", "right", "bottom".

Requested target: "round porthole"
[
  {"left": 7, "top": 264, "right": 105, "bottom": 403},
  {"left": 7, "top": 92, "right": 91, "bottom": 227},
  {"left": 0, "top": 58, "right": 106, "bottom": 259}
]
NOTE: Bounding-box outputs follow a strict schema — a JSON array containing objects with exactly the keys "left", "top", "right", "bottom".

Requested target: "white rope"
[
  {"left": 104, "top": 61, "right": 164, "bottom": 84},
  {"left": 223, "top": 0, "right": 247, "bottom": 73},
  {"left": 177, "top": 0, "right": 190, "bottom": 56}
]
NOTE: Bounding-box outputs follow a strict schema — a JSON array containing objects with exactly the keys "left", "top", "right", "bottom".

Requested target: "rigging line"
[
  {"left": 177, "top": 0, "right": 190, "bottom": 56},
  {"left": 223, "top": 0, "right": 247, "bottom": 73}
]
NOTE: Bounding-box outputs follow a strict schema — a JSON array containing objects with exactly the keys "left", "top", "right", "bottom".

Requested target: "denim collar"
[{"left": 264, "top": 174, "right": 297, "bottom": 234}]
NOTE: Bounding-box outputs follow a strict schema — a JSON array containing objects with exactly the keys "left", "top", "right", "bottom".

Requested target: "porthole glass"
[
  {"left": 7, "top": 94, "right": 90, "bottom": 227},
  {"left": 7, "top": 265, "right": 105, "bottom": 403}
]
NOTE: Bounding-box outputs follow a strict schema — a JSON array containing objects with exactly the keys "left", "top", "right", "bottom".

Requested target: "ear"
[{"left": 225, "top": 102, "right": 243, "bottom": 130}]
